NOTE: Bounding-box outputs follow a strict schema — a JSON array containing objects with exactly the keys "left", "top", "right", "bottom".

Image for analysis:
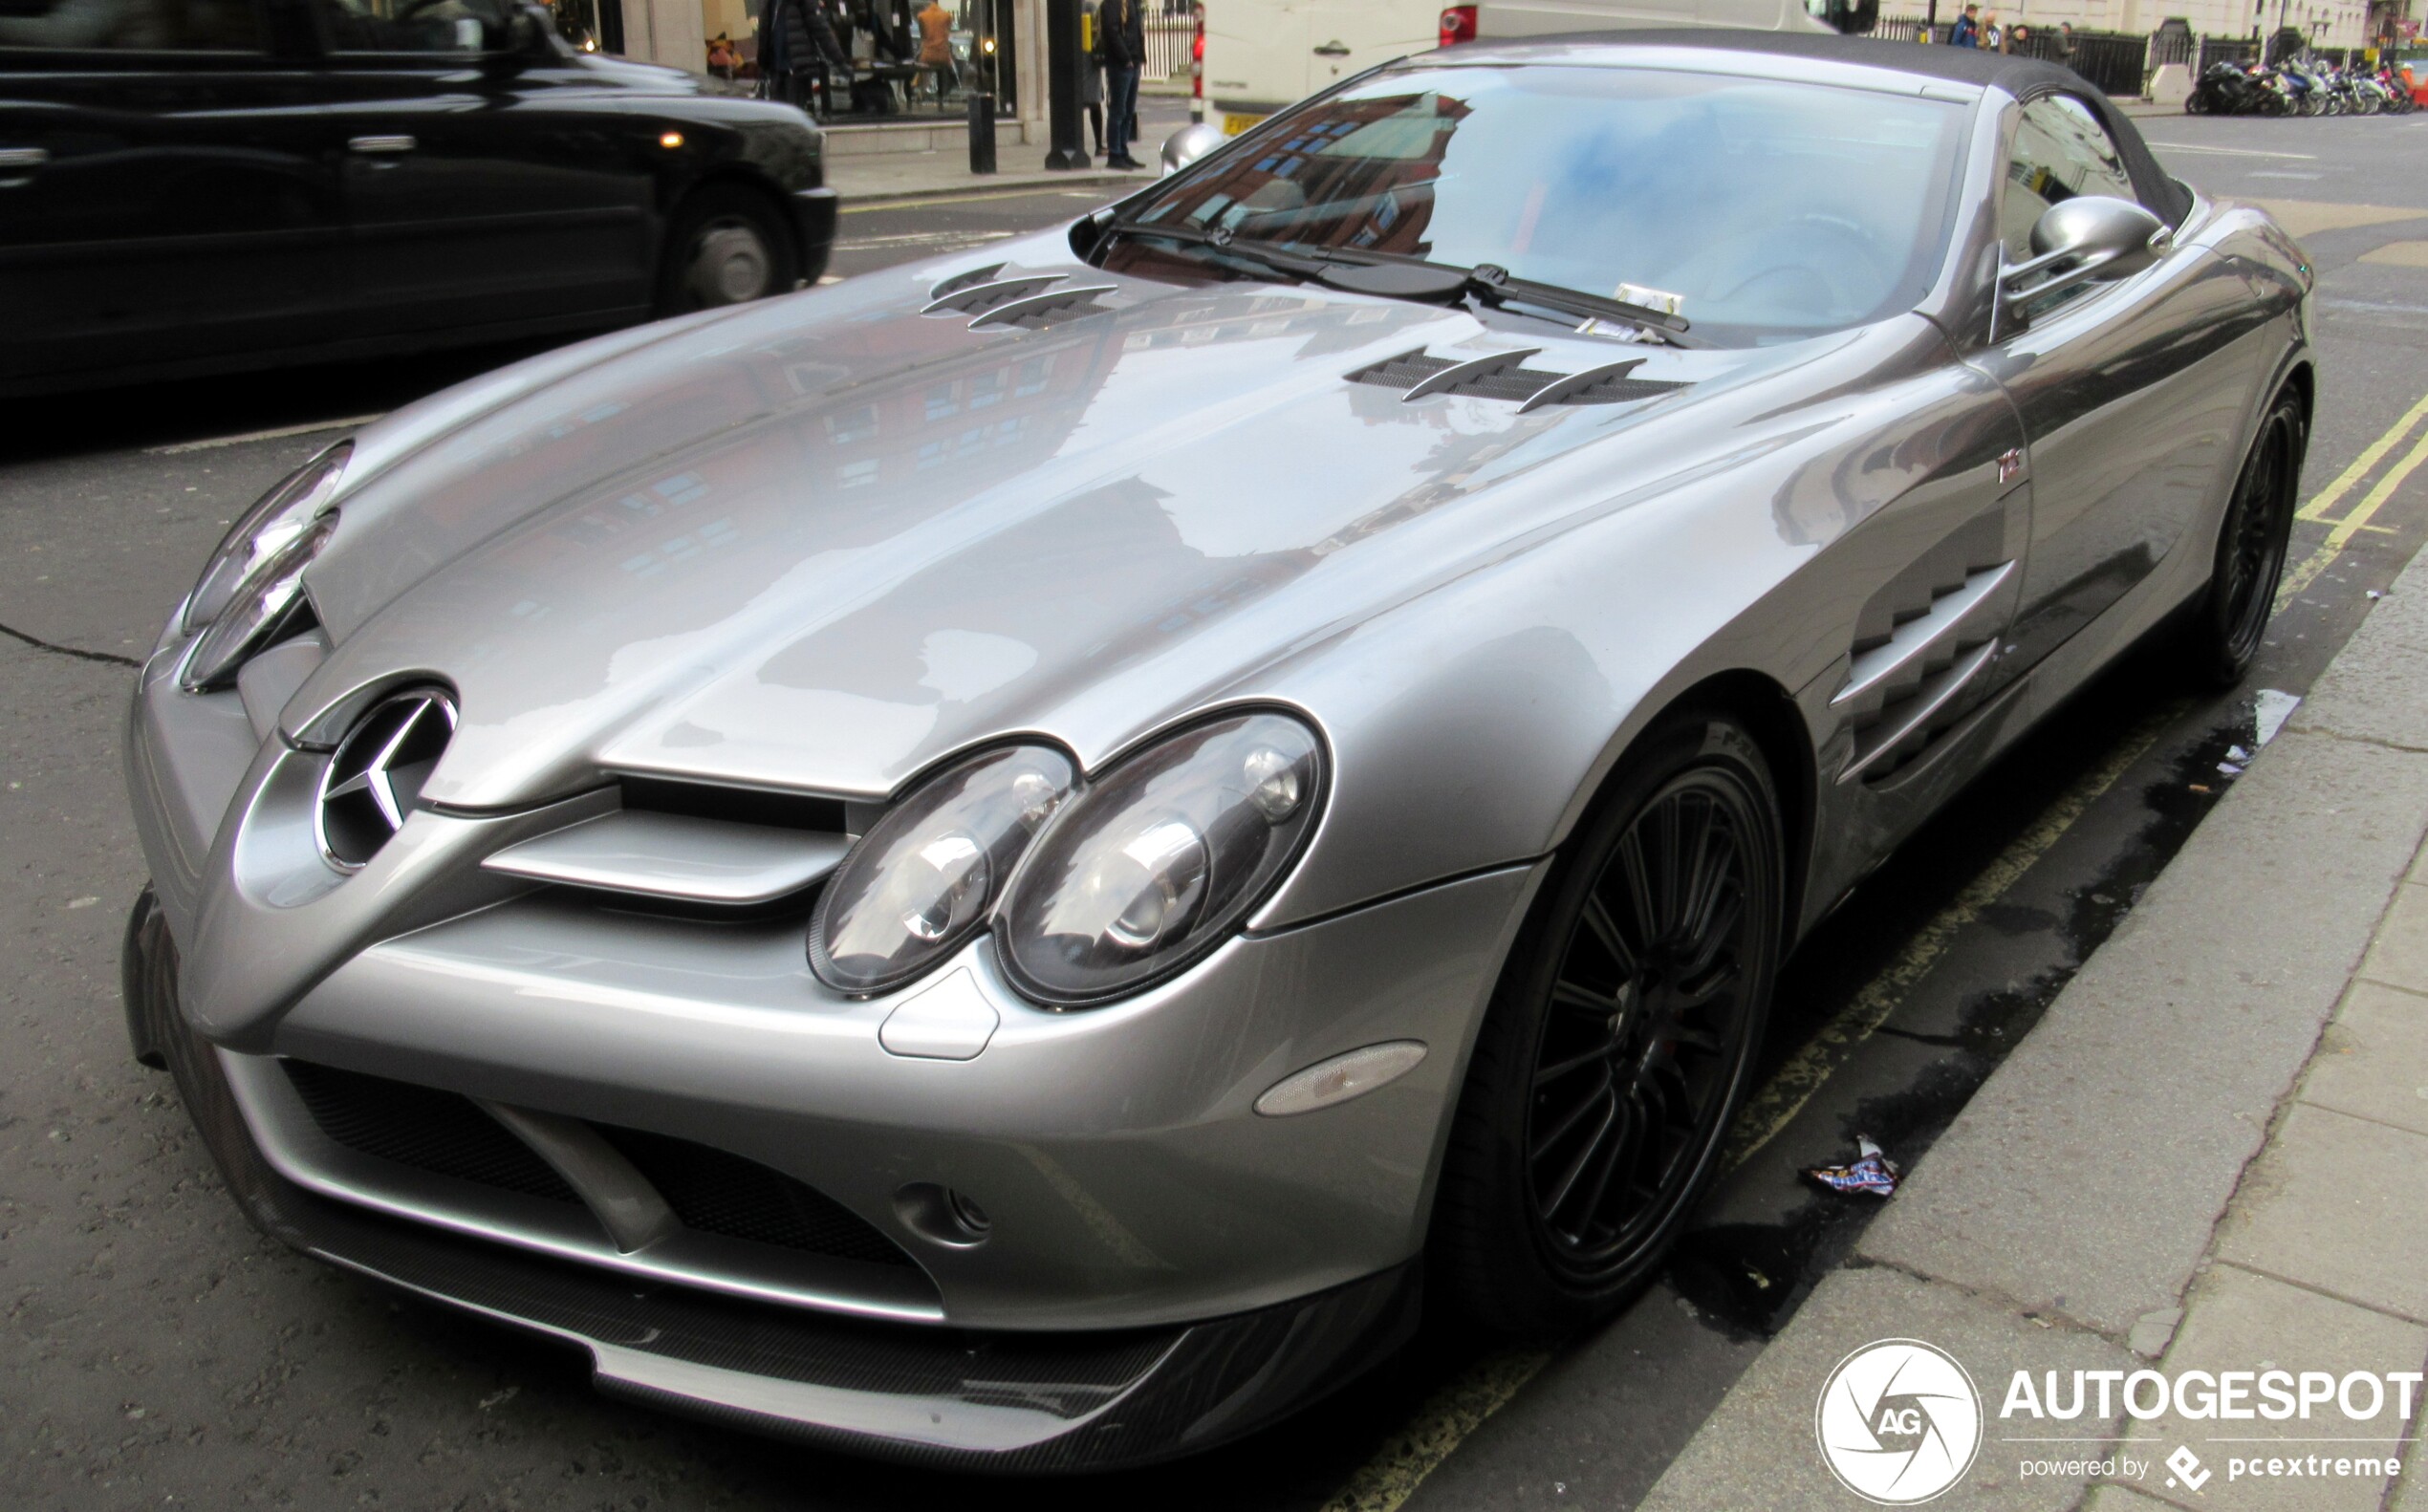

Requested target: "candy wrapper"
[{"left": 1804, "top": 1134, "right": 1901, "bottom": 1197}]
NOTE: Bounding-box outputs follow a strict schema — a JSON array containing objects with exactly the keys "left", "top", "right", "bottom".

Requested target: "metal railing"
[
  {"left": 2199, "top": 35, "right": 2261, "bottom": 71},
  {"left": 1143, "top": 15, "right": 1192, "bottom": 81}
]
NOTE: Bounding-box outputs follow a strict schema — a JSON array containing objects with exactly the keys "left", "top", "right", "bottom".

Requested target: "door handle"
[
  {"left": 348, "top": 135, "right": 417, "bottom": 154},
  {"left": 0, "top": 146, "right": 49, "bottom": 168},
  {"left": 1312, "top": 39, "right": 1350, "bottom": 55}
]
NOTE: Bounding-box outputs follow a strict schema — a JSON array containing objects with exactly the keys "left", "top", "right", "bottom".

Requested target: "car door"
[
  {"left": 306, "top": 0, "right": 655, "bottom": 339},
  {"left": 0, "top": 0, "right": 344, "bottom": 388},
  {"left": 1965, "top": 92, "right": 2268, "bottom": 666}
]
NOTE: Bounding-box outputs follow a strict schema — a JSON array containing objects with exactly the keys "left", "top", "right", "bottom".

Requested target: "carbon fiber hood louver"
[{"left": 1347, "top": 346, "right": 1686, "bottom": 410}]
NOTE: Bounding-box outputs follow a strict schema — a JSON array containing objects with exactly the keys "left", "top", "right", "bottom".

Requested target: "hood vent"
[
  {"left": 1347, "top": 347, "right": 1685, "bottom": 410},
  {"left": 921, "top": 269, "right": 1071, "bottom": 320},
  {"left": 967, "top": 283, "right": 1118, "bottom": 333},
  {"left": 923, "top": 267, "right": 1119, "bottom": 332}
]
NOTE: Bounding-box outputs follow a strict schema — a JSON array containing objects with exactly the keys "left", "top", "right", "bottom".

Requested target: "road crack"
[{"left": 0, "top": 619, "right": 141, "bottom": 669}]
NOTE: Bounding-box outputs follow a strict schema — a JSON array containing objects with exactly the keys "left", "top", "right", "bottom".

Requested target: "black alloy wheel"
[
  {"left": 658, "top": 184, "right": 799, "bottom": 315},
  {"left": 2185, "top": 386, "right": 2305, "bottom": 689},
  {"left": 1432, "top": 712, "right": 1784, "bottom": 1337}
]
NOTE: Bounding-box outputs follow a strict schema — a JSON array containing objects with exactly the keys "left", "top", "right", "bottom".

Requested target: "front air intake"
[{"left": 283, "top": 1060, "right": 581, "bottom": 1204}]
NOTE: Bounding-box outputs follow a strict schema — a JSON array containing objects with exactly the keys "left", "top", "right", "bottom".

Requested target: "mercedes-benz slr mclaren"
[{"left": 120, "top": 32, "right": 2312, "bottom": 1470}]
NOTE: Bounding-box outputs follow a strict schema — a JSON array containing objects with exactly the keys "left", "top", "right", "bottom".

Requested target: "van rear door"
[
  {"left": 1206, "top": 0, "right": 1432, "bottom": 130},
  {"left": 1302, "top": 0, "right": 1433, "bottom": 93},
  {"left": 1203, "top": 0, "right": 1310, "bottom": 126}
]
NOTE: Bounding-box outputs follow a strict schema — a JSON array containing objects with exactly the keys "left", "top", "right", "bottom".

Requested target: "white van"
[{"left": 1203, "top": 0, "right": 1854, "bottom": 135}]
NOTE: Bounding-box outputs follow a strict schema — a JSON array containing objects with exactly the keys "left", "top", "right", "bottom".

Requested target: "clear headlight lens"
[
  {"left": 809, "top": 745, "right": 1075, "bottom": 996},
  {"left": 180, "top": 511, "right": 336, "bottom": 692},
  {"left": 998, "top": 712, "right": 1324, "bottom": 1006},
  {"left": 184, "top": 442, "right": 351, "bottom": 636}
]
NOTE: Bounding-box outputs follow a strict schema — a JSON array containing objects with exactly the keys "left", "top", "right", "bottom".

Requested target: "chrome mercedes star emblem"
[{"left": 314, "top": 689, "right": 458, "bottom": 870}]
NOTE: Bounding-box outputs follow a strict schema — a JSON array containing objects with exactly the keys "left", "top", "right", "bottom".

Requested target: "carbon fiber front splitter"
[{"left": 125, "top": 888, "right": 1421, "bottom": 1473}]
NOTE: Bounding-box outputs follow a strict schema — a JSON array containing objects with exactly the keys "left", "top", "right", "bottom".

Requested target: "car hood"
[{"left": 294, "top": 243, "right": 1898, "bottom": 810}]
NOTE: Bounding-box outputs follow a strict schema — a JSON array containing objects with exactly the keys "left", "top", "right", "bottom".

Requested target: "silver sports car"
[{"left": 122, "top": 31, "right": 2310, "bottom": 1470}]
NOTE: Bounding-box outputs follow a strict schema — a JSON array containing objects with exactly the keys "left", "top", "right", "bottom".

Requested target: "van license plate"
[{"left": 1222, "top": 113, "right": 1267, "bottom": 136}]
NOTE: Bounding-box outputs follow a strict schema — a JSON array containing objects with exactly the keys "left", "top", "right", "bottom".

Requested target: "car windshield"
[{"left": 1105, "top": 65, "right": 1972, "bottom": 345}]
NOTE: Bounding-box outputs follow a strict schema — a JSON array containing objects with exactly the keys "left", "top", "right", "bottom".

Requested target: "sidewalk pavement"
[
  {"left": 823, "top": 97, "right": 1195, "bottom": 205},
  {"left": 1639, "top": 545, "right": 2428, "bottom": 1510},
  {"left": 824, "top": 151, "right": 1154, "bottom": 205}
]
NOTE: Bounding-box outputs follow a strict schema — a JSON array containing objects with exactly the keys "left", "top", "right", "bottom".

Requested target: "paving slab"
[
  {"left": 2359, "top": 884, "right": 2428, "bottom": 996},
  {"left": 1635, "top": 1266, "right": 2135, "bottom": 1512},
  {"left": 1857, "top": 730, "right": 2428, "bottom": 1338},
  {"left": 2299, "top": 981, "right": 2428, "bottom": 1137},
  {"left": 2213, "top": 1102, "right": 2428, "bottom": 1325},
  {"left": 2288, "top": 545, "right": 2428, "bottom": 752},
  {"left": 2110, "top": 1263, "right": 2426, "bottom": 1512}
]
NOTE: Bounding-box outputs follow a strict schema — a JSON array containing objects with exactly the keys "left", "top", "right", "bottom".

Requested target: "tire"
[
  {"left": 656, "top": 184, "right": 798, "bottom": 317},
  {"left": 2181, "top": 386, "right": 2306, "bottom": 689},
  {"left": 1430, "top": 710, "right": 1785, "bottom": 1339}
]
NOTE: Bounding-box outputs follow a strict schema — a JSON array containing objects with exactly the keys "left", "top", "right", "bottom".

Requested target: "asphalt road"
[{"left": 4, "top": 106, "right": 2426, "bottom": 1512}]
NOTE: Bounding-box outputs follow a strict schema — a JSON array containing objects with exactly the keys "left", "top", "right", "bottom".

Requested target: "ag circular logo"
[{"left": 1815, "top": 1338, "right": 1983, "bottom": 1504}]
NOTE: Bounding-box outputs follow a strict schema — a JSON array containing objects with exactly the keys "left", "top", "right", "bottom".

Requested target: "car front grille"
[{"left": 280, "top": 1060, "right": 912, "bottom": 1269}]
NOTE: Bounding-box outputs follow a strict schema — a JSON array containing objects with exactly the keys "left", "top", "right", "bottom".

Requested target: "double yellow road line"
[{"left": 2279, "top": 390, "right": 2428, "bottom": 606}]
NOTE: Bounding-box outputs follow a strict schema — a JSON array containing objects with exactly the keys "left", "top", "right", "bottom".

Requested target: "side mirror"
[
  {"left": 1995, "top": 195, "right": 2172, "bottom": 335},
  {"left": 1160, "top": 122, "right": 1228, "bottom": 176}
]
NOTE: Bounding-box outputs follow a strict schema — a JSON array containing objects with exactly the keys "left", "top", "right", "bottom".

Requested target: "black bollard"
[{"left": 967, "top": 90, "right": 997, "bottom": 174}]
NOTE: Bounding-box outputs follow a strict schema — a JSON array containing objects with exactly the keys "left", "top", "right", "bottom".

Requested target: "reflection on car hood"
[{"left": 298, "top": 244, "right": 1834, "bottom": 810}]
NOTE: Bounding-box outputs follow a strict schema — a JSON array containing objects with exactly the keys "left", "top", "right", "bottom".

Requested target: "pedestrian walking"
[
  {"left": 1949, "top": 3, "right": 1981, "bottom": 47},
  {"left": 1079, "top": 0, "right": 1106, "bottom": 158},
  {"left": 2056, "top": 20, "right": 2078, "bottom": 68},
  {"left": 1096, "top": 0, "right": 1145, "bottom": 169}
]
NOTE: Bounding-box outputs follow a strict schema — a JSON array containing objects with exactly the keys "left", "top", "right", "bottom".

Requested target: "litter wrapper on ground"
[{"left": 1805, "top": 1134, "right": 1901, "bottom": 1196}]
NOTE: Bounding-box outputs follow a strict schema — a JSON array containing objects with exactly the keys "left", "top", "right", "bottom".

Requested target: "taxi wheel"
[{"left": 658, "top": 185, "right": 798, "bottom": 315}]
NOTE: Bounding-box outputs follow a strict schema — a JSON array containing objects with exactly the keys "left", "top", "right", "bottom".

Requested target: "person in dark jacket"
[
  {"left": 770, "top": 0, "right": 849, "bottom": 112},
  {"left": 1949, "top": 3, "right": 1981, "bottom": 47},
  {"left": 1095, "top": 0, "right": 1146, "bottom": 168}
]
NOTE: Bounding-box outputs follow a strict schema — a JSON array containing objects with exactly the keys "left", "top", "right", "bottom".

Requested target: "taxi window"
[{"left": 0, "top": 0, "right": 264, "bottom": 50}]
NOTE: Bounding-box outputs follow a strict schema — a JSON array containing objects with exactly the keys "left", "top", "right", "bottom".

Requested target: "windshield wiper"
[
  {"left": 1312, "top": 258, "right": 1701, "bottom": 348},
  {"left": 1095, "top": 222, "right": 1701, "bottom": 349},
  {"left": 1095, "top": 218, "right": 1349, "bottom": 282}
]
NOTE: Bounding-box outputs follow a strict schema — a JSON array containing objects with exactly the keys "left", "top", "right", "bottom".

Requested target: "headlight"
[
  {"left": 179, "top": 511, "right": 336, "bottom": 692},
  {"left": 184, "top": 442, "right": 350, "bottom": 636},
  {"left": 809, "top": 745, "right": 1075, "bottom": 996},
  {"left": 997, "top": 711, "right": 1324, "bottom": 1006}
]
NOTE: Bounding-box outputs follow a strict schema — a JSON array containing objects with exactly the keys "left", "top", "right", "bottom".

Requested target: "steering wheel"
[{"left": 1705, "top": 213, "right": 1893, "bottom": 319}]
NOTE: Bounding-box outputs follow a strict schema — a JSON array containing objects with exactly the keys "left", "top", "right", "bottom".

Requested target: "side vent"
[
  {"left": 1836, "top": 504, "right": 2022, "bottom": 785},
  {"left": 1346, "top": 347, "right": 1685, "bottom": 408}
]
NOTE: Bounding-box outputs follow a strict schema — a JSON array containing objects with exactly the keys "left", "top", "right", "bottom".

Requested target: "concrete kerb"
[
  {"left": 1635, "top": 539, "right": 2428, "bottom": 1511},
  {"left": 827, "top": 167, "right": 1152, "bottom": 209}
]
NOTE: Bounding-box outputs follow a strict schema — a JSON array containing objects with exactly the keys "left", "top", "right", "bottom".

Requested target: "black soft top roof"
[{"left": 1452, "top": 29, "right": 2194, "bottom": 227}]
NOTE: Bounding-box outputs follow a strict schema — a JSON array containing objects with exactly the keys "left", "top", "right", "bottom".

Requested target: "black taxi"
[{"left": 0, "top": 0, "right": 835, "bottom": 393}]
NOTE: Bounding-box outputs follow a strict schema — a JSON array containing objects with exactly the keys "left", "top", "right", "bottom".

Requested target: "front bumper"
[
  {"left": 130, "top": 886, "right": 1419, "bottom": 1471},
  {"left": 791, "top": 185, "right": 838, "bottom": 284}
]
